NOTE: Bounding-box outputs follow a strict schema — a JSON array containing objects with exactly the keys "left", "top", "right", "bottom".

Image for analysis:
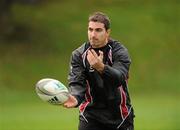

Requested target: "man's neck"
[{"left": 91, "top": 39, "right": 108, "bottom": 48}]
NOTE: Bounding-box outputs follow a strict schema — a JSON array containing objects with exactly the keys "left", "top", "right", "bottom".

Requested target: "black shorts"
[{"left": 78, "top": 110, "right": 134, "bottom": 130}]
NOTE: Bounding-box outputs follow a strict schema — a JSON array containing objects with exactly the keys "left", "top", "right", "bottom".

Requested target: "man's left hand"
[{"left": 87, "top": 49, "right": 105, "bottom": 73}]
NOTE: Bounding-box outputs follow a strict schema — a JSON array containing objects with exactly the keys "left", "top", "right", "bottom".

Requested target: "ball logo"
[
  {"left": 48, "top": 96, "right": 59, "bottom": 104},
  {"left": 55, "top": 82, "right": 66, "bottom": 90}
]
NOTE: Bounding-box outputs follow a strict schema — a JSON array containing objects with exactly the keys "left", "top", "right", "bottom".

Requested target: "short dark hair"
[{"left": 88, "top": 12, "right": 110, "bottom": 30}]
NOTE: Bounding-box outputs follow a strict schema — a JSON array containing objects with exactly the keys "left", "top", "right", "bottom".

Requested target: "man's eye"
[
  {"left": 88, "top": 28, "right": 93, "bottom": 31},
  {"left": 96, "top": 28, "right": 102, "bottom": 32}
]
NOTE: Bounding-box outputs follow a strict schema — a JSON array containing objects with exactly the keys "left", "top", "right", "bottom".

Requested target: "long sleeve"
[
  {"left": 68, "top": 48, "right": 87, "bottom": 106},
  {"left": 102, "top": 43, "right": 131, "bottom": 87}
]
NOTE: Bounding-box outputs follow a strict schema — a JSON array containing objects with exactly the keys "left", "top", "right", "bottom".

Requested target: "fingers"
[
  {"left": 87, "top": 49, "right": 104, "bottom": 72},
  {"left": 98, "top": 50, "right": 103, "bottom": 62},
  {"left": 63, "top": 95, "right": 78, "bottom": 108},
  {"left": 87, "top": 49, "right": 103, "bottom": 60},
  {"left": 87, "top": 49, "right": 97, "bottom": 61},
  {"left": 90, "top": 49, "right": 98, "bottom": 58},
  {"left": 87, "top": 50, "right": 94, "bottom": 65},
  {"left": 87, "top": 49, "right": 104, "bottom": 64}
]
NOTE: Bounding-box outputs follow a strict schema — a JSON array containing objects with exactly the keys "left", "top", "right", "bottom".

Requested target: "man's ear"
[{"left": 107, "top": 29, "right": 111, "bottom": 36}]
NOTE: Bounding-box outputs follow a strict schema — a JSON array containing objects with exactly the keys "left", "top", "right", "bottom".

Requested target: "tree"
[{"left": 0, "top": 0, "right": 46, "bottom": 40}]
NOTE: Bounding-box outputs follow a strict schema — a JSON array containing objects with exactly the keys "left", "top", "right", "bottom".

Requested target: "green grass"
[
  {"left": 1, "top": 91, "right": 180, "bottom": 130},
  {"left": 133, "top": 94, "right": 180, "bottom": 130},
  {"left": 0, "top": 90, "right": 78, "bottom": 130}
]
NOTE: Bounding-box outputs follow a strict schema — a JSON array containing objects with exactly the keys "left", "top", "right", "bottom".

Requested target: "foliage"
[{"left": 0, "top": 0, "right": 179, "bottom": 93}]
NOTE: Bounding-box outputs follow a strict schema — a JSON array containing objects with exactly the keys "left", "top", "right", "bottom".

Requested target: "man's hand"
[
  {"left": 87, "top": 49, "right": 104, "bottom": 73},
  {"left": 63, "top": 95, "right": 78, "bottom": 108}
]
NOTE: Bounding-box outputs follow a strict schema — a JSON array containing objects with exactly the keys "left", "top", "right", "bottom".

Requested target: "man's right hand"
[{"left": 63, "top": 95, "right": 78, "bottom": 108}]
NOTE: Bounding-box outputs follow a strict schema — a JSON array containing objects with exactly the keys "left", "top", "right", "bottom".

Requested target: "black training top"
[{"left": 68, "top": 39, "right": 133, "bottom": 129}]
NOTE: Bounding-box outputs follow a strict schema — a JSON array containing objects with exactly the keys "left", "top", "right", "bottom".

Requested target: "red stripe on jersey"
[
  {"left": 79, "top": 101, "right": 89, "bottom": 112},
  {"left": 119, "top": 86, "right": 129, "bottom": 119},
  {"left": 85, "top": 80, "right": 92, "bottom": 102},
  {"left": 79, "top": 80, "right": 92, "bottom": 113}
]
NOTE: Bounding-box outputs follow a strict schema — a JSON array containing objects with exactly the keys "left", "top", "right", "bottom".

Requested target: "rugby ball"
[{"left": 35, "top": 78, "right": 69, "bottom": 105}]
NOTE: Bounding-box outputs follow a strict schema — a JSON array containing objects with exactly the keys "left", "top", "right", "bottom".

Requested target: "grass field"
[{"left": 1, "top": 90, "right": 180, "bottom": 130}]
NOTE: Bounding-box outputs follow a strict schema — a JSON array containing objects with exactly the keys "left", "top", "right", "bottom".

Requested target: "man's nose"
[{"left": 91, "top": 31, "right": 96, "bottom": 37}]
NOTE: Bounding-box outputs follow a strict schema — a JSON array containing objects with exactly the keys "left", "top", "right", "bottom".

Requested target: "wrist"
[{"left": 96, "top": 63, "right": 105, "bottom": 73}]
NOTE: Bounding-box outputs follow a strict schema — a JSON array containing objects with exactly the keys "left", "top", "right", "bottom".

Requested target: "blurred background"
[{"left": 0, "top": 0, "right": 179, "bottom": 130}]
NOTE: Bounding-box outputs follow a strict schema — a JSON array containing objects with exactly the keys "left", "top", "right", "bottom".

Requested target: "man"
[{"left": 64, "top": 12, "right": 135, "bottom": 130}]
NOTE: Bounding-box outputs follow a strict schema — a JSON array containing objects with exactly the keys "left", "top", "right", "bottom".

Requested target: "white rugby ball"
[{"left": 35, "top": 78, "right": 69, "bottom": 105}]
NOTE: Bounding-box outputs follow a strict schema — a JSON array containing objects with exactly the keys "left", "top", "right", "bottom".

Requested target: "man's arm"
[
  {"left": 102, "top": 44, "right": 131, "bottom": 86},
  {"left": 87, "top": 45, "right": 131, "bottom": 86},
  {"left": 64, "top": 49, "right": 87, "bottom": 108}
]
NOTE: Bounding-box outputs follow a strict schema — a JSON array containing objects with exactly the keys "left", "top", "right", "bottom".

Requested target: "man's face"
[{"left": 88, "top": 21, "right": 110, "bottom": 48}]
